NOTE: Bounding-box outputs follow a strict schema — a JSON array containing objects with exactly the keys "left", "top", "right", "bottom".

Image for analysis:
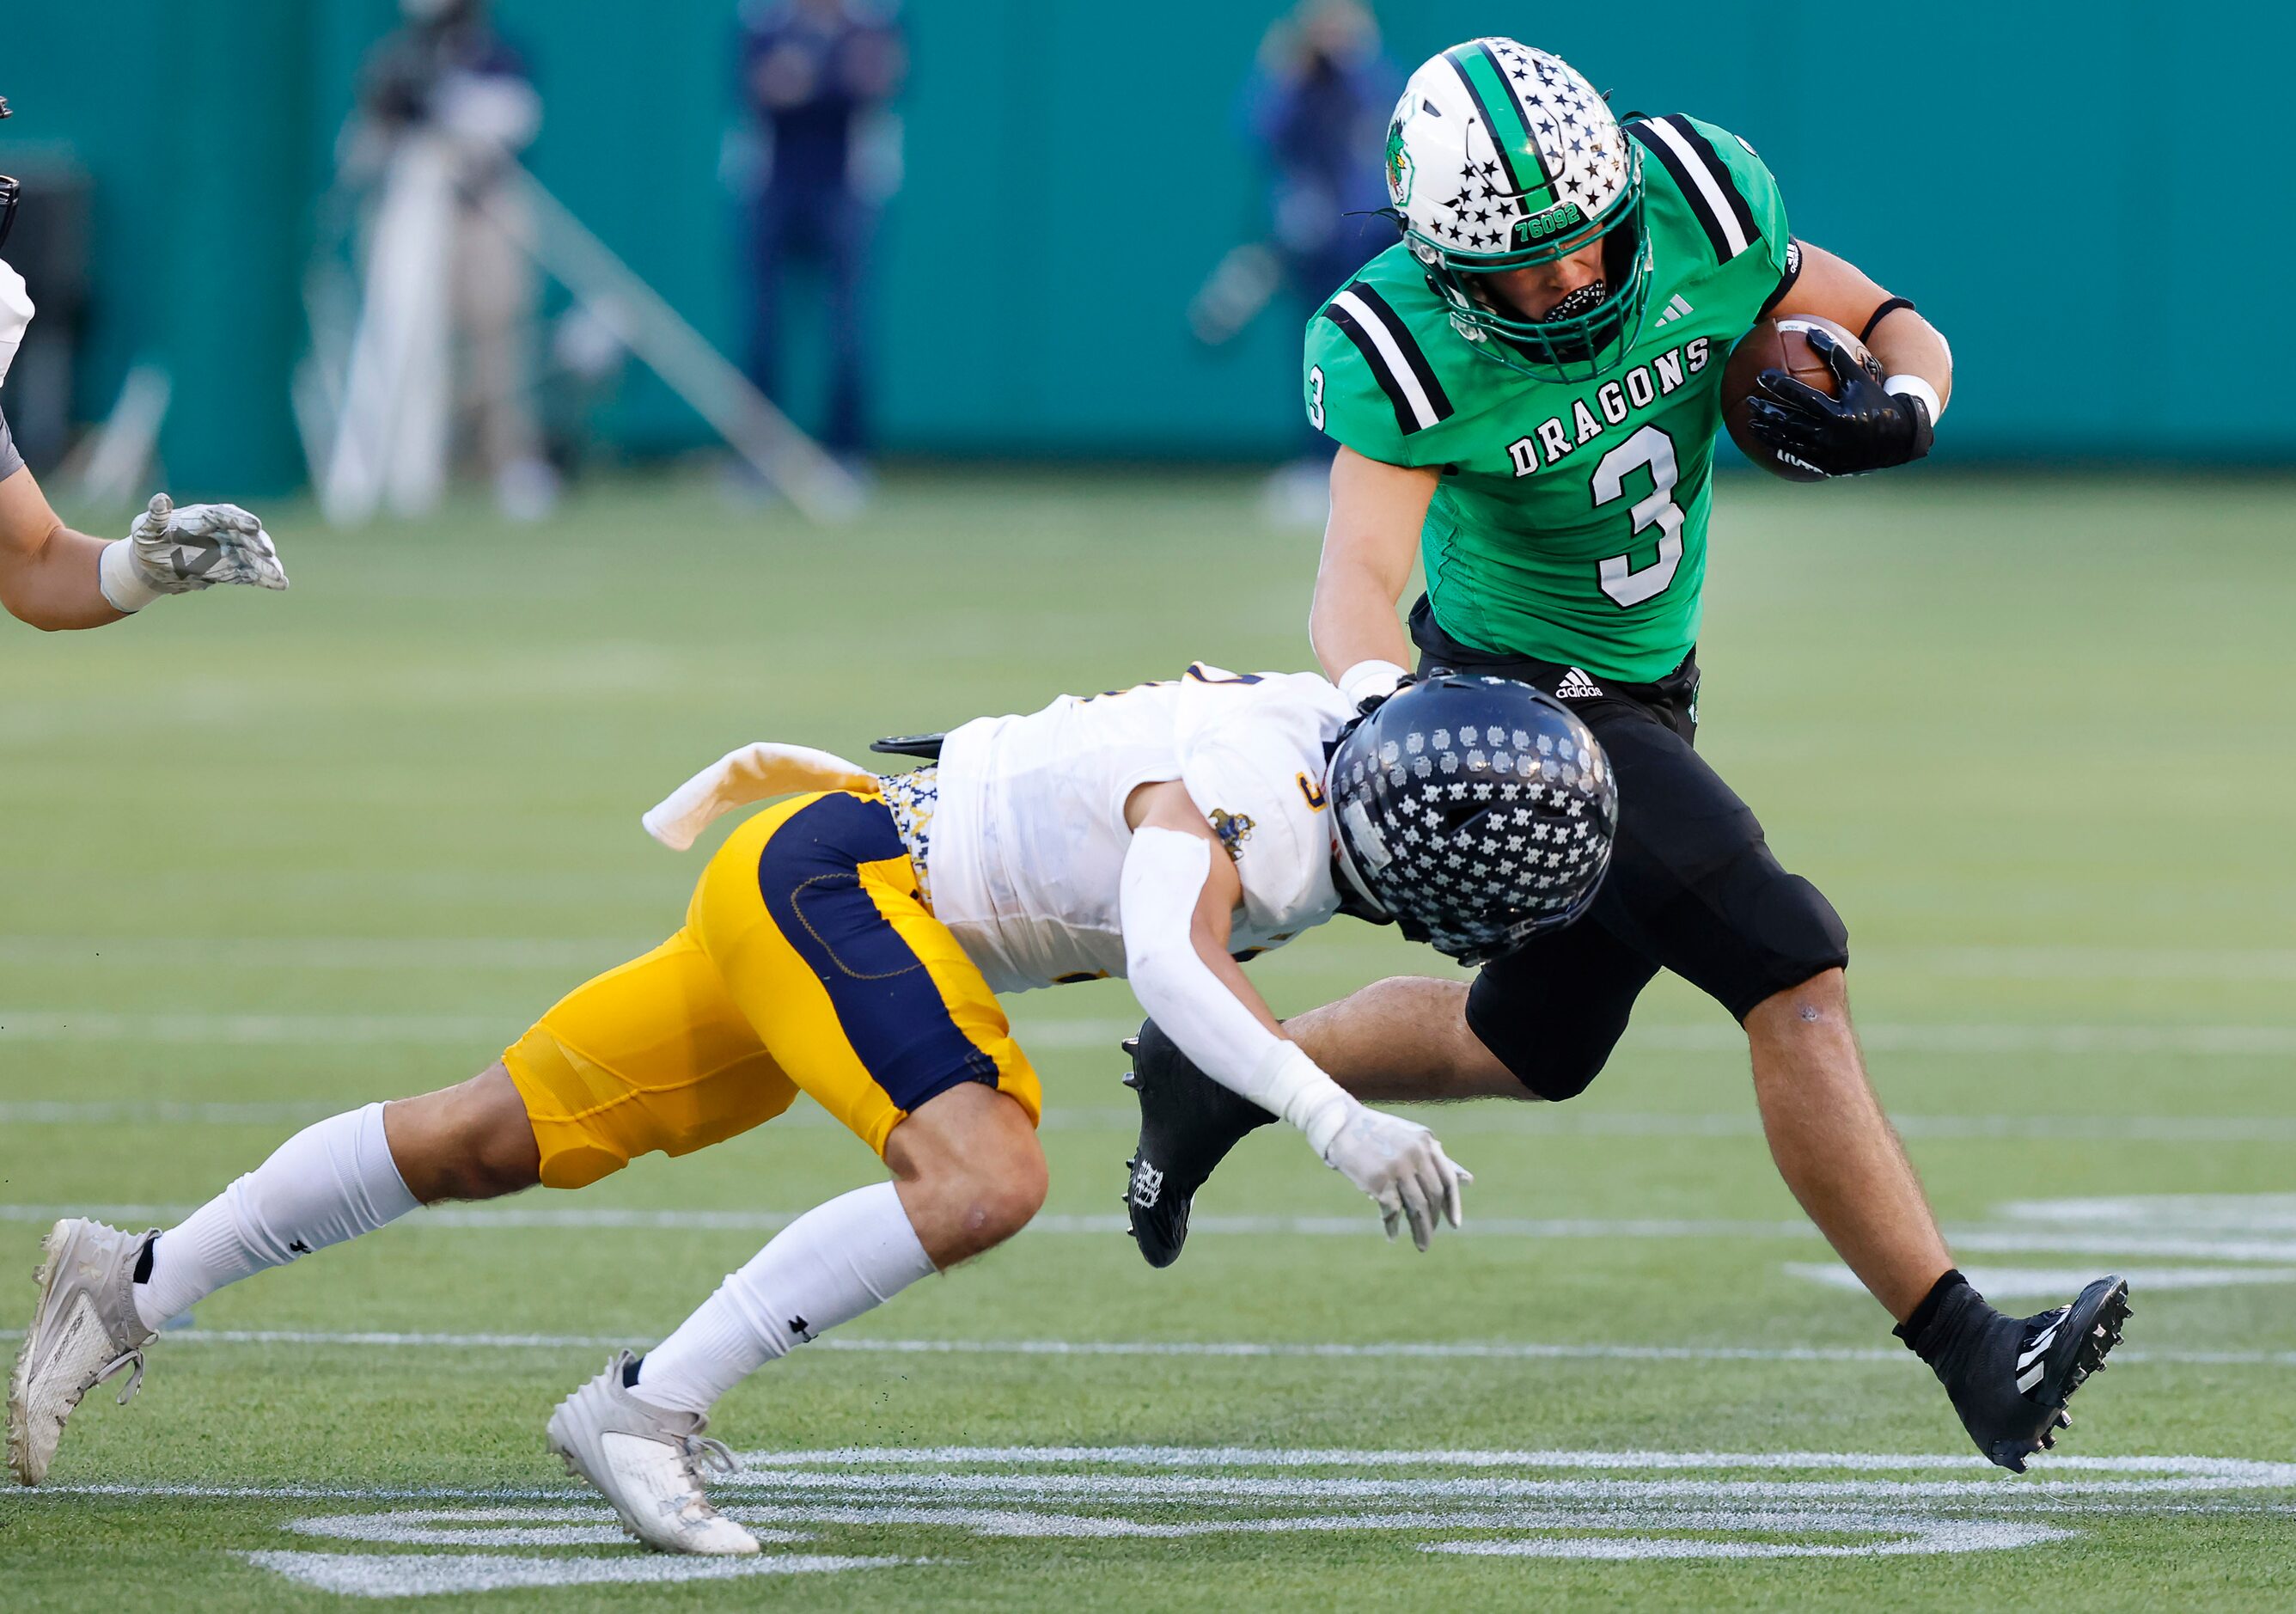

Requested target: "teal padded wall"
[{"left": 3, "top": 1, "right": 2290, "bottom": 491}]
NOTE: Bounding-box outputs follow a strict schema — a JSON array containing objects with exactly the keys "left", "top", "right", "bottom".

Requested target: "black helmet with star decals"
[{"left": 1328, "top": 674, "right": 1616, "bottom": 964}]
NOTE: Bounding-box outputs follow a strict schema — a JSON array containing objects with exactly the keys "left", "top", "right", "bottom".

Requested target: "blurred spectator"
[
  {"left": 1238, "top": 1, "right": 1401, "bottom": 518},
  {"left": 345, "top": 0, "right": 556, "bottom": 518},
  {"left": 736, "top": 0, "right": 907, "bottom": 470}
]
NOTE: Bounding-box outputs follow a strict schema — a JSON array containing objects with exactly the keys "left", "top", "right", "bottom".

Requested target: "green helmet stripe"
[{"left": 1444, "top": 43, "right": 1550, "bottom": 203}]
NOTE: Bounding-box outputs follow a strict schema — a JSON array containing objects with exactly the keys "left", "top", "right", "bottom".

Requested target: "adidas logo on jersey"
[
  {"left": 1652, "top": 293, "right": 1695, "bottom": 327},
  {"left": 1555, "top": 668, "right": 1604, "bottom": 700}
]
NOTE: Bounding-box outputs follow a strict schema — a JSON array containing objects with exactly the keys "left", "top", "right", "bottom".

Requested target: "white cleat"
[
  {"left": 546, "top": 1351, "right": 759, "bottom": 1556},
  {"left": 8, "top": 1219, "right": 158, "bottom": 1486}
]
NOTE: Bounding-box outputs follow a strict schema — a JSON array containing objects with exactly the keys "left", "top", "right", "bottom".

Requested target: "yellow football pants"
[{"left": 502, "top": 790, "right": 1040, "bottom": 1189}]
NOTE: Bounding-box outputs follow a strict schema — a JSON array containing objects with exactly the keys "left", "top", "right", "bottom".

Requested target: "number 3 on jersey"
[{"left": 1591, "top": 425, "right": 1683, "bottom": 608}]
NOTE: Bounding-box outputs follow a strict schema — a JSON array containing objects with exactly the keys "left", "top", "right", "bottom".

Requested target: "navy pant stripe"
[{"left": 754, "top": 792, "right": 1000, "bottom": 1111}]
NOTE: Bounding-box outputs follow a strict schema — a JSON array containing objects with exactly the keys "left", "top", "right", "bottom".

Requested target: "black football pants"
[{"left": 1409, "top": 598, "right": 1849, "bottom": 1102}]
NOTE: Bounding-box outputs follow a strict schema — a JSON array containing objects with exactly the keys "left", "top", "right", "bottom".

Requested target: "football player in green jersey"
[{"left": 1125, "top": 38, "right": 2128, "bottom": 1472}]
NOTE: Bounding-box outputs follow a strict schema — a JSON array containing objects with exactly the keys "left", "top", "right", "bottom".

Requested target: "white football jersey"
[{"left": 924, "top": 664, "right": 1354, "bottom": 993}]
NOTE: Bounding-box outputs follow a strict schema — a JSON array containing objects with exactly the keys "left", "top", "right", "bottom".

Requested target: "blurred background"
[{"left": 4, "top": 0, "right": 2291, "bottom": 512}]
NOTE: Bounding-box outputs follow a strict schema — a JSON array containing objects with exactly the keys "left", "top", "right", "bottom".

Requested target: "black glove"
[{"left": 1743, "top": 327, "right": 1934, "bottom": 477}]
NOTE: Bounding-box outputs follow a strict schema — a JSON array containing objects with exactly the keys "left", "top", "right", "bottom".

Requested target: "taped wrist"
[
  {"left": 1250, "top": 1042, "right": 1361, "bottom": 1157},
  {"left": 98, "top": 539, "right": 159, "bottom": 613},
  {"left": 1883, "top": 376, "right": 1941, "bottom": 464},
  {"left": 1337, "top": 658, "right": 1408, "bottom": 711}
]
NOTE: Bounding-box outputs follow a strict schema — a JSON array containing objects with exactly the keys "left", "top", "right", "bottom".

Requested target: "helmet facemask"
[{"left": 1415, "top": 180, "right": 1652, "bottom": 382}]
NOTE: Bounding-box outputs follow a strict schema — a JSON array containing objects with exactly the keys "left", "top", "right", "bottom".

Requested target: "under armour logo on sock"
[
  {"left": 288, "top": 1240, "right": 311, "bottom": 1256},
  {"left": 788, "top": 1316, "right": 812, "bottom": 1341}
]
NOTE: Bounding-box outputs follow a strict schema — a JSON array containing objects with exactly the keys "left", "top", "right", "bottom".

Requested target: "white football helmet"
[{"left": 1384, "top": 39, "right": 1650, "bottom": 378}]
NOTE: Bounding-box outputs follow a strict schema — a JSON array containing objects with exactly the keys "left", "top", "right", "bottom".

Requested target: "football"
[{"left": 1721, "top": 314, "right": 1880, "bottom": 481}]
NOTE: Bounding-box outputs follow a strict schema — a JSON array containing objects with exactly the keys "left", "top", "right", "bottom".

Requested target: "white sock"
[
  {"left": 632, "top": 1181, "right": 935, "bottom": 1416},
  {"left": 133, "top": 1102, "right": 419, "bottom": 1331}
]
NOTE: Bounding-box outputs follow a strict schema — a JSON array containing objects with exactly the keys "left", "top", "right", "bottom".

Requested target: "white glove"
[
  {"left": 99, "top": 494, "right": 289, "bottom": 613},
  {"left": 1302, "top": 1093, "right": 1472, "bottom": 1251},
  {"left": 0, "top": 259, "right": 31, "bottom": 390},
  {"left": 643, "top": 742, "right": 879, "bottom": 850}
]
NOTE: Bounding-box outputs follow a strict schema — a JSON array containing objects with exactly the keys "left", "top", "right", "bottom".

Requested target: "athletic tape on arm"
[
  {"left": 642, "top": 742, "right": 879, "bottom": 850},
  {"left": 1119, "top": 827, "right": 1356, "bottom": 1144},
  {"left": 1337, "top": 659, "right": 1408, "bottom": 709},
  {"left": 1884, "top": 374, "right": 1945, "bottom": 424}
]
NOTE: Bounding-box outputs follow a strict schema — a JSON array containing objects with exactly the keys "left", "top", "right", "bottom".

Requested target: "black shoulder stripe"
[
  {"left": 1662, "top": 116, "right": 1758, "bottom": 248},
  {"left": 1627, "top": 115, "right": 1758, "bottom": 264},
  {"left": 1346, "top": 284, "right": 1453, "bottom": 425},
  {"left": 1321, "top": 282, "right": 1454, "bottom": 435}
]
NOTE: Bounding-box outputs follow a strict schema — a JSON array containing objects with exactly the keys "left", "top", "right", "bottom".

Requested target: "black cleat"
[
  {"left": 1120, "top": 1020, "right": 1277, "bottom": 1269},
  {"left": 1918, "top": 1275, "right": 2132, "bottom": 1472}
]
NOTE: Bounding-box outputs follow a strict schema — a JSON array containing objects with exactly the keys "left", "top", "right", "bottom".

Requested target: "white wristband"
[
  {"left": 98, "top": 539, "right": 159, "bottom": 614},
  {"left": 1336, "top": 658, "right": 1408, "bottom": 709},
  {"left": 1884, "top": 374, "right": 1944, "bottom": 425}
]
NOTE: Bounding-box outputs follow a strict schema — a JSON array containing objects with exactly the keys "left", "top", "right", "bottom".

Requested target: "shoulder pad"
[
  {"left": 1310, "top": 278, "right": 1457, "bottom": 452},
  {"left": 1175, "top": 672, "right": 1352, "bottom": 928},
  {"left": 1626, "top": 113, "right": 1784, "bottom": 270}
]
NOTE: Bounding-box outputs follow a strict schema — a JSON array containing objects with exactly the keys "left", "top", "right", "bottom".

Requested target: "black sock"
[
  {"left": 1893, "top": 1268, "right": 1975, "bottom": 1359},
  {"left": 621, "top": 1354, "right": 644, "bottom": 1390},
  {"left": 132, "top": 1233, "right": 159, "bottom": 1286}
]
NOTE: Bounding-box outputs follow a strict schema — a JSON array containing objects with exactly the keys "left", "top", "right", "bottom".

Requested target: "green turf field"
[{"left": 3, "top": 468, "right": 2293, "bottom": 1609}]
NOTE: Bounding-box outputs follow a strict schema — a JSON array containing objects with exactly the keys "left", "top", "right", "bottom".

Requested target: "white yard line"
[
  {"left": 8, "top": 1099, "right": 2294, "bottom": 1145},
  {"left": 29, "top": 1446, "right": 2296, "bottom": 1500},
  {"left": 1788, "top": 1262, "right": 2296, "bottom": 1297},
  {"left": 9, "top": 1006, "right": 2296, "bottom": 1054},
  {"left": 705, "top": 1470, "right": 2284, "bottom": 1502},
  {"left": 2002, "top": 1195, "right": 2296, "bottom": 1232},
  {"left": 0, "top": 1203, "right": 1815, "bottom": 1238},
  {"left": 9, "top": 1199, "right": 2296, "bottom": 1262},
  {"left": 12, "top": 937, "right": 2296, "bottom": 979},
  {"left": 0, "top": 1010, "right": 510, "bottom": 1044},
  {"left": 737, "top": 1445, "right": 2296, "bottom": 1478},
  {"left": 0, "top": 1325, "right": 2287, "bottom": 1368},
  {"left": 0, "top": 938, "right": 641, "bottom": 970},
  {"left": 28, "top": 1442, "right": 2292, "bottom": 1591},
  {"left": 240, "top": 1550, "right": 907, "bottom": 1596}
]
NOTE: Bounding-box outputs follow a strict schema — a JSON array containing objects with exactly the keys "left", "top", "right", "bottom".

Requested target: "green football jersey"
[{"left": 1306, "top": 113, "right": 1792, "bottom": 682}]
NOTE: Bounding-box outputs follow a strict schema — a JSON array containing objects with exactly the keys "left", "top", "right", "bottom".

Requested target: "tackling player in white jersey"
[{"left": 10, "top": 665, "right": 1615, "bottom": 1555}]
